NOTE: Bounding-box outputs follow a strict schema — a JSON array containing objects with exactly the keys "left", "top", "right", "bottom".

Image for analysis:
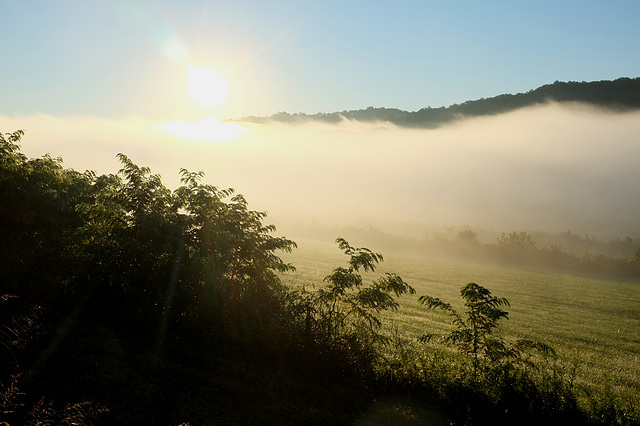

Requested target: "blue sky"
[{"left": 2, "top": 0, "right": 639, "bottom": 120}]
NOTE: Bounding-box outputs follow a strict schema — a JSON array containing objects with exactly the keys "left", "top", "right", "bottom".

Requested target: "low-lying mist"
[{"left": 3, "top": 102, "right": 640, "bottom": 240}]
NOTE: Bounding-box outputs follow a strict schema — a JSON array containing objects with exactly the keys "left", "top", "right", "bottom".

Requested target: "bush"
[{"left": 282, "top": 238, "right": 415, "bottom": 378}]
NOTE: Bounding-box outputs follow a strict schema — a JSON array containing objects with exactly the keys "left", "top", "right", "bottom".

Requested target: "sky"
[
  {"left": 2, "top": 1, "right": 640, "bottom": 239},
  {"left": 2, "top": 1, "right": 640, "bottom": 119}
]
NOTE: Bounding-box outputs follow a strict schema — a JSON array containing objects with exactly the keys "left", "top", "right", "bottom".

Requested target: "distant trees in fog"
[{"left": 439, "top": 229, "right": 640, "bottom": 280}]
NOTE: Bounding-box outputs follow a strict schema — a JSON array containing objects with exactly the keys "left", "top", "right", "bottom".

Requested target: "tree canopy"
[{"left": 0, "top": 129, "right": 296, "bottom": 344}]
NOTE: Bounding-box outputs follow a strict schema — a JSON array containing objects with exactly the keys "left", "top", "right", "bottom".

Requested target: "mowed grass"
[{"left": 279, "top": 238, "right": 640, "bottom": 400}]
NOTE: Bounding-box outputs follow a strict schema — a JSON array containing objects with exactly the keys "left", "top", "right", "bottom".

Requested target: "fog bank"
[{"left": 3, "top": 103, "right": 640, "bottom": 238}]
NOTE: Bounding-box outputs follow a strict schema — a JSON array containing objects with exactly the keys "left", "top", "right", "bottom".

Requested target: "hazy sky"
[
  {"left": 4, "top": 103, "right": 640, "bottom": 238},
  {"left": 2, "top": 1, "right": 640, "bottom": 238},
  {"left": 2, "top": 1, "right": 640, "bottom": 119}
]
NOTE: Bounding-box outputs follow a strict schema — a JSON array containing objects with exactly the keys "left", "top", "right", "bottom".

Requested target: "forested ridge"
[
  {"left": 242, "top": 77, "right": 640, "bottom": 127},
  {"left": 1, "top": 130, "right": 638, "bottom": 425}
]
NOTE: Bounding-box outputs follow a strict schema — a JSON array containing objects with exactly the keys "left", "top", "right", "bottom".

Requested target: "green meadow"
[{"left": 280, "top": 237, "right": 640, "bottom": 401}]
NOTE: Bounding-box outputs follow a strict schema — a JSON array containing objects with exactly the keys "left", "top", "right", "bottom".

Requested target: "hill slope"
[{"left": 241, "top": 77, "right": 640, "bottom": 128}]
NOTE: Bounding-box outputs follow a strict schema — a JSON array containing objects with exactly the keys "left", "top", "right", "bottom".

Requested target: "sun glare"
[
  {"left": 157, "top": 117, "right": 248, "bottom": 143},
  {"left": 186, "top": 65, "right": 230, "bottom": 108}
]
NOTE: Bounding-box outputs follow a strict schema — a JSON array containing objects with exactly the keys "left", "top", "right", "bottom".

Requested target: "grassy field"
[{"left": 279, "top": 237, "right": 640, "bottom": 401}]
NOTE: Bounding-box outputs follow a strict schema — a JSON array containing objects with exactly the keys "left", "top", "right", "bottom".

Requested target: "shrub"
[{"left": 282, "top": 238, "right": 415, "bottom": 377}]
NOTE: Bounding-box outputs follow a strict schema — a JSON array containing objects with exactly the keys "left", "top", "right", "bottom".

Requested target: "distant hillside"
[{"left": 241, "top": 77, "right": 640, "bottom": 128}]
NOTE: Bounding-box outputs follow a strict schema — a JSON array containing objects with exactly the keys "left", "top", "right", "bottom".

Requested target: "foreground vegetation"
[
  {"left": 2, "top": 130, "right": 639, "bottom": 425},
  {"left": 282, "top": 239, "right": 640, "bottom": 422}
]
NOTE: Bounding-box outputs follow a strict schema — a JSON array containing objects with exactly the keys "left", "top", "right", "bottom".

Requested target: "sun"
[
  {"left": 186, "top": 64, "right": 230, "bottom": 108},
  {"left": 157, "top": 63, "right": 243, "bottom": 142}
]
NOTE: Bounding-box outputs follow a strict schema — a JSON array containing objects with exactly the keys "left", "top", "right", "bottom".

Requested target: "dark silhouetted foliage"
[{"left": 2, "top": 130, "right": 637, "bottom": 425}]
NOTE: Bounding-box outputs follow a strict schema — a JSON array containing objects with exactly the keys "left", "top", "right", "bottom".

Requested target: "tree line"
[
  {"left": 428, "top": 229, "right": 640, "bottom": 280},
  {"left": 241, "top": 77, "right": 640, "bottom": 128}
]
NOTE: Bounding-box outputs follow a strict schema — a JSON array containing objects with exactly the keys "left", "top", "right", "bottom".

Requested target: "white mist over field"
[{"left": 3, "top": 102, "right": 640, "bottom": 238}]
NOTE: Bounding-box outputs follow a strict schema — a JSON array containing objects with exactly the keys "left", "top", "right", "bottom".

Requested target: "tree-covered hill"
[{"left": 241, "top": 77, "right": 640, "bottom": 128}]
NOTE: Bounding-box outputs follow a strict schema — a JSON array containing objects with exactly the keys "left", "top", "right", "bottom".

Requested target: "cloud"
[{"left": 3, "top": 102, "right": 640, "bottom": 237}]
